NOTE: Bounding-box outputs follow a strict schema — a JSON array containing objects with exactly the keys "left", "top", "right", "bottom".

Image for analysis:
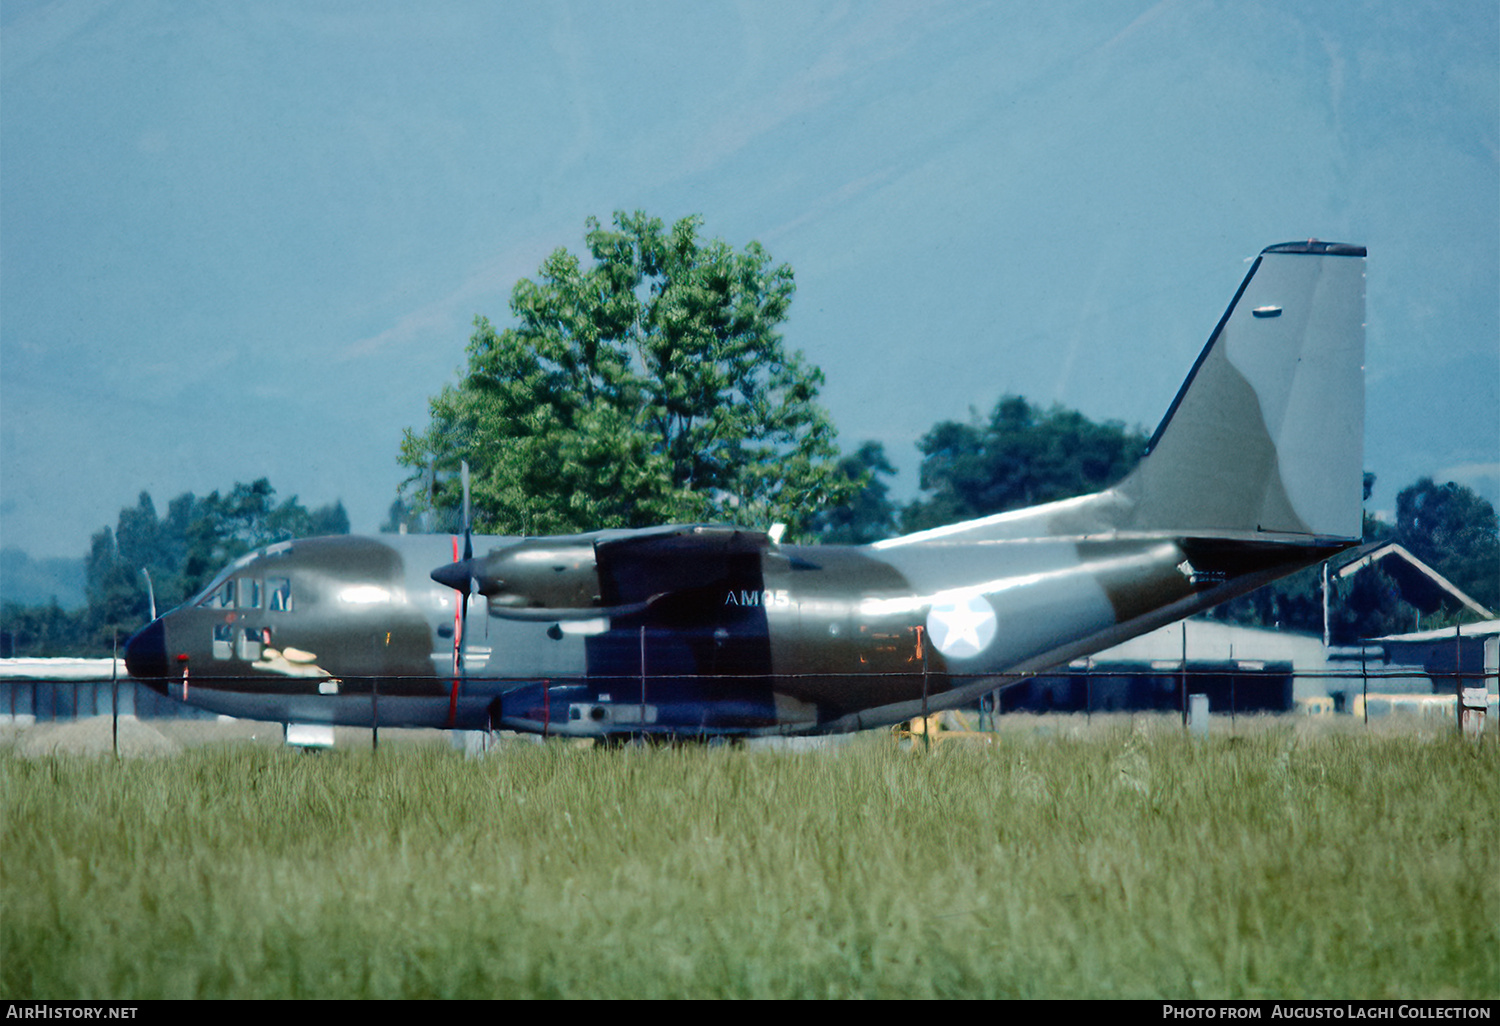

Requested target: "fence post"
[
  {"left": 1179, "top": 621, "right": 1188, "bottom": 729},
  {"left": 1361, "top": 648, "right": 1368, "bottom": 726},
  {"left": 1457, "top": 622, "right": 1488, "bottom": 742},
  {"left": 111, "top": 631, "right": 120, "bottom": 758},
  {"left": 921, "top": 634, "right": 930, "bottom": 752}
]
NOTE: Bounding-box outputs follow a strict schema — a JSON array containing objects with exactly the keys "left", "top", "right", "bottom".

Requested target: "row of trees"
[
  {"left": 2, "top": 482, "right": 347, "bottom": 656},
  {"left": 801, "top": 398, "right": 1148, "bottom": 544}
]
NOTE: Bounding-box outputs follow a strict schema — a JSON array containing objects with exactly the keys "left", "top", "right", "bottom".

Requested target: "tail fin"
[{"left": 1119, "top": 241, "right": 1365, "bottom": 541}]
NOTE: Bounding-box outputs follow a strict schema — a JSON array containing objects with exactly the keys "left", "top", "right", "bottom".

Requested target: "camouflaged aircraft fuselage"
[{"left": 125, "top": 241, "right": 1367, "bottom": 738}]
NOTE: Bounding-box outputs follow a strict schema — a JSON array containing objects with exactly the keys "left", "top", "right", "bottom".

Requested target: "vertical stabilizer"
[{"left": 1119, "top": 241, "right": 1366, "bottom": 540}]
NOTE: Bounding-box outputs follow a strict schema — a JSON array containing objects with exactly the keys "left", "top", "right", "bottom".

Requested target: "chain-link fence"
[{"left": 2, "top": 666, "right": 1494, "bottom": 757}]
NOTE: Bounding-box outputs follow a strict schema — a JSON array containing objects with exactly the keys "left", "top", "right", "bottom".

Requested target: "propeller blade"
[
  {"left": 460, "top": 460, "right": 473, "bottom": 562},
  {"left": 457, "top": 460, "right": 474, "bottom": 682},
  {"left": 449, "top": 536, "right": 466, "bottom": 676},
  {"left": 459, "top": 589, "right": 470, "bottom": 665}
]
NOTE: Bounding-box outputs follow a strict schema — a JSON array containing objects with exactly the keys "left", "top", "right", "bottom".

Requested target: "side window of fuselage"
[{"left": 238, "top": 626, "right": 265, "bottom": 661}]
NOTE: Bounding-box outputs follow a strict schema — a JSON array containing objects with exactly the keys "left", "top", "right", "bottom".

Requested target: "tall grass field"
[{"left": 3, "top": 718, "right": 1496, "bottom": 999}]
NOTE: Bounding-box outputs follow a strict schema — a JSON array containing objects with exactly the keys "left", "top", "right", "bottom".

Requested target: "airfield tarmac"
[
  {"left": 0, "top": 714, "right": 446, "bottom": 758},
  {"left": 0, "top": 708, "right": 1483, "bottom": 759}
]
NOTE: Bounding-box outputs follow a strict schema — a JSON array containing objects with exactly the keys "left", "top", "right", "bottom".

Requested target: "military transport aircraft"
[{"left": 125, "top": 241, "right": 1366, "bottom": 739}]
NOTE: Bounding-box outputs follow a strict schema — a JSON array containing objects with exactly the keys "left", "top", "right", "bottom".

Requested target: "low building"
[{"left": 1001, "top": 619, "right": 1327, "bottom": 715}]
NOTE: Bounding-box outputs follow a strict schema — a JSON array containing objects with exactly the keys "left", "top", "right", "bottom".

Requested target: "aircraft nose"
[{"left": 124, "top": 618, "right": 169, "bottom": 684}]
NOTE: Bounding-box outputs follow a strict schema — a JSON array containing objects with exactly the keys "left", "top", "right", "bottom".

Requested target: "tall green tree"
[
  {"left": 0, "top": 599, "right": 85, "bottom": 658},
  {"left": 177, "top": 480, "right": 348, "bottom": 588},
  {"left": 400, "top": 211, "right": 850, "bottom": 538},
  {"left": 808, "top": 441, "right": 900, "bottom": 544},
  {"left": 901, "top": 396, "right": 1147, "bottom": 533},
  {"left": 1391, "top": 477, "right": 1499, "bottom": 611}
]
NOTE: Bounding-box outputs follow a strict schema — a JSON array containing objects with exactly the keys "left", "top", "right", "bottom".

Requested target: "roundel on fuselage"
[{"left": 925, "top": 594, "right": 998, "bottom": 659}]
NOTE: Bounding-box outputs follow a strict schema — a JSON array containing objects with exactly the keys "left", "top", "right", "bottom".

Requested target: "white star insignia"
[{"left": 926, "top": 595, "right": 998, "bottom": 659}]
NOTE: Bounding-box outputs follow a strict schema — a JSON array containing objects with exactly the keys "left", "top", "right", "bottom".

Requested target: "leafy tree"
[
  {"left": 808, "top": 441, "right": 900, "bottom": 544},
  {"left": 1328, "top": 564, "right": 1407, "bottom": 640},
  {"left": 84, "top": 523, "right": 151, "bottom": 649},
  {"left": 380, "top": 496, "right": 418, "bottom": 534},
  {"left": 0, "top": 599, "right": 87, "bottom": 658},
  {"left": 1208, "top": 561, "right": 1326, "bottom": 635},
  {"left": 1391, "top": 477, "right": 1498, "bottom": 611},
  {"left": 901, "top": 396, "right": 1147, "bottom": 532},
  {"left": 400, "top": 211, "right": 850, "bottom": 538}
]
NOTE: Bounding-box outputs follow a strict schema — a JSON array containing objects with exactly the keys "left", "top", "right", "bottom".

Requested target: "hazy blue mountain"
[{"left": 0, "top": 547, "right": 85, "bottom": 610}]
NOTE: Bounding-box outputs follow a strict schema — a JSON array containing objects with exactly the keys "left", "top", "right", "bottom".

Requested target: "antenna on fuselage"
[{"left": 141, "top": 568, "right": 157, "bottom": 622}]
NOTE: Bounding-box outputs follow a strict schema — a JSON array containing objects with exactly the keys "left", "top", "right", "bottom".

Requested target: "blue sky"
[{"left": 2, "top": 0, "right": 1496, "bottom": 569}]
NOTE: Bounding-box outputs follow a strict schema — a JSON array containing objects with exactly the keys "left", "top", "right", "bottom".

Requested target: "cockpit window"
[
  {"left": 199, "top": 579, "right": 236, "bottom": 609},
  {"left": 188, "top": 547, "right": 273, "bottom": 608},
  {"left": 196, "top": 573, "right": 288, "bottom": 612},
  {"left": 267, "top": 577, "right": 293, "bottom": 613},
  {"left": 237, "top": 578, "right": 262, "bottom": 610}
]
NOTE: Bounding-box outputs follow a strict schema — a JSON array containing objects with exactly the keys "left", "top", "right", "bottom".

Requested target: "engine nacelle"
[
  {"left": 431, "top": 538, "right": 603, "bottom": 616},
  {"left": 475, "top": 538, "right": 600, "bottom": 611}
]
